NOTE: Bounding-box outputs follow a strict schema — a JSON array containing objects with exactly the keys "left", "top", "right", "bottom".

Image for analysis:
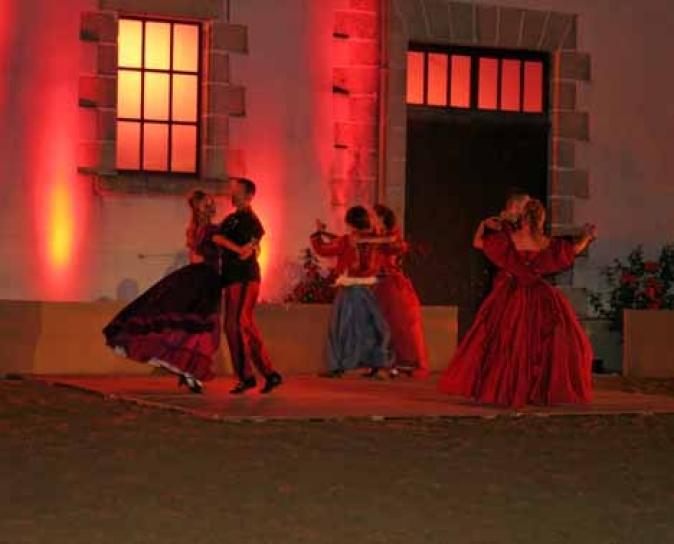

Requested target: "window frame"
[
  {"left": 116, "top": 15, "right": 203, "bottom": 177},
  {"left": 407, "top": 43, "right": 550, "bottom": 117}
]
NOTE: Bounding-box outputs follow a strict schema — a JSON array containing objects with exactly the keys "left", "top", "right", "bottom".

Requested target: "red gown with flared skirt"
[
  {"left": 372, "top": 235, "right": 429, "bottom": 377},
  {"left": 438, "top": 232, "right": 593, "bottom": 407}
]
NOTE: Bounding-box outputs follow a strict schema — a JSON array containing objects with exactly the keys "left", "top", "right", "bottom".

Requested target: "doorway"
[{"left": 403, "top": 46, "right": 550, "bottom": 338}]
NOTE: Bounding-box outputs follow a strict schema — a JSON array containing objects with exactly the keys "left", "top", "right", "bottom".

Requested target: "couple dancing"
[
  {"left": 439, "top": 190, "right": 597, "bottom": 407},
  {"left": 103, "top": 179, "right": 282, "bottom": 396},
  {"left": 310, "top": 204, "right": 429, "bottom": 379}
]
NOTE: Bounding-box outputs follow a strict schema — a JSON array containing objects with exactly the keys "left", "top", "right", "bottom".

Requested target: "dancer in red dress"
[
  {"left": 439, "top": 199, "right": 597, "bottom": 407},
  {"left": 369, "top": 204, "right": 429, "bottom": 378}
]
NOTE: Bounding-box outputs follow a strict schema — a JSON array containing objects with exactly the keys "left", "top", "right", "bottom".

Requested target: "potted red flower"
[{"left": 590, "top": 244, "right": 674, "bottom": 377}]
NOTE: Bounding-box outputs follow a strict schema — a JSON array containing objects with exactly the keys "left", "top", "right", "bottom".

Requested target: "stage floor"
[{"left": 33, "top": 374, "right": 674, "bottom": 421}]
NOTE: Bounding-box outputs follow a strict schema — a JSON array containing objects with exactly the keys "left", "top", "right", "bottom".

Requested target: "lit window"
[
  {"left": 406, "top": 51, "right": 424, "bottom": 105},
  {"left": 426, "top": 53, "right": 448, "bottom": 106},
  {"left": 117, "top": 18, "right": 201, "bottom": 174},
  {"left": 450, "top": 55, "right": 471, "bottom": 108},
  {"left": 523, "top": 61, "right": 544, "bottom": 113},
  {"left": 406, "top": 46, "right": 547, "bottom": 115},
  {"left": 477, "top": 57, "right": 498, "bottom": 111},
  {"left": 500, "top": 59, "right": 521, "bottom": 112}
]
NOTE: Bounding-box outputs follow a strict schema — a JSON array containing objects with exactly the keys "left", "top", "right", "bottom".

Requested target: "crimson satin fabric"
[
  {"left": 438, "top": 232, "right": 593, "bottom": 407},
  {"left": 372, "top": 233, "right": 429, "bottom": 376}
]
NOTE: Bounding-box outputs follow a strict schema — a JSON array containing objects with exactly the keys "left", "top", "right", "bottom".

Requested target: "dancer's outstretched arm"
[
  {"left": 573, "top": 224, "right": 597, "bottom": 255},
  {"left": 310, "top": 224, "right": 346, "bottom": 257}
]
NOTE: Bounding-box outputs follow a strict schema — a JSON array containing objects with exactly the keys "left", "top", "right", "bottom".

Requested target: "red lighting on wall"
[
  {"left": 15, "top": 0, "right": 93, "bottom": 300},
  {"left": 117, "top": 18, "right": 201, "bottom": 173}
]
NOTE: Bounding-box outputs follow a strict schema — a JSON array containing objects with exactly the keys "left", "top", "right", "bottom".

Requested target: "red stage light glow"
[
  {"left": 0, "top": 0, "right": 16, "bottom": 118},
  {"left": 21, "top": 1, "right": 91, "bottom": 300}
]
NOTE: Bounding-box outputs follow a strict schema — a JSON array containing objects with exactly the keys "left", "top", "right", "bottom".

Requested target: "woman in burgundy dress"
[
  {"left": 103, "top": 191, "right": 221, "bottom": 393},
  {"left": 369, "top": 204, "right": 429, "bottom": 378},
  {"left": 439, "top": 199, "right": 597, "bottom": 407}
]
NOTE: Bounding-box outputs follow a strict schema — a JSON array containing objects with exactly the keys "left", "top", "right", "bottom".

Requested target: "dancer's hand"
[
  {"left": 239, "top": 243, "right": 255, "bottom": 260},
  {"left": 582, "top": 223, "right": 597, "bottom": 241},
  {"left": 484, "top": 216, "right": 502, "bottom": 230}
]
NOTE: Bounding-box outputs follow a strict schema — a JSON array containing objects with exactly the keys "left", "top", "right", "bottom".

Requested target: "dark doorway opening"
[{"left": 403, "top": 46, "right": 550, "bottom": 339}]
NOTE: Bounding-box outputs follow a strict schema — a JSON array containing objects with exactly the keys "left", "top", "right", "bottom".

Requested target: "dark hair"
[
  {"left": 345, "top": 206, "right": 371, "bottom": 231},
  {"left": 236, "top": 178, "right": 257, "bottom": 197},
  {"left": 373, "top": 204, "right": 396, "bottom": 232},
  {"left": 522, "top": 198, "right": 546, "bottom": 237},
  {"left": 505, "top": 187, "right": 529, "bottom": 207}
]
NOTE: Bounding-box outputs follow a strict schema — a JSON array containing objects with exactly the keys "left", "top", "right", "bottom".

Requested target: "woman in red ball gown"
[
  {"left": 369, "top": 204, "right": 429, "bottom": 378},
  {"left": 438, "top": 199, "right": 597, "bottom": 407}
]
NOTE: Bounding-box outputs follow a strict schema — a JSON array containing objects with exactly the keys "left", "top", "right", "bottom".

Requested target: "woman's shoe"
[
  {"left": 390, "top": 366, "right": 414, "bottom": 378},
  {"left": 178, "top": 375, "right": 204, "bottom": 394}
]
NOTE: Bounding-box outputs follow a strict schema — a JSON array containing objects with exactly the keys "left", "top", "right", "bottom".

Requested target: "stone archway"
[{"left": 381, "top": 0, "right": 591, "bottom": 241}]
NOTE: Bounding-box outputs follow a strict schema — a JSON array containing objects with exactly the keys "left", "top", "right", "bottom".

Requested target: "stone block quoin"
[{"left": 331, "top": 2, "right": 381, "bottom": 209}]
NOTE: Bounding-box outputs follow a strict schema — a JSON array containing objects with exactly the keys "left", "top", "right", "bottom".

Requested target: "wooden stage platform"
[{"left": 34, "top": 374, "right": 674, "bottom": 422}]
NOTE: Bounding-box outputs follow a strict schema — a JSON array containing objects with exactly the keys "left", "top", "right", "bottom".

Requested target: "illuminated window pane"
[
  {"left": 143, "top": 123, "right": 168, "bottom": 171},
  {"left": 117, "top": 70, "right": 141, "bottom": 118},
  {"left": 450, "top": 55, "right": 471, "bottom": 108},
  {"left": 523, "top": 61, "right": 544, "bottom": 113},
  {"left": 500, "top": 59, "right": 521, "bottom": 111},
  {"left": 144, "top": 22, "right": 171, "bottom": 70},
  {"left": 172, "top": 74, "right": 198, "bottom": 122},
  {"left": 426, "top": 53, "right": 448, "bottom": 106},
  {"left": 144, "top": 72, "right": 170, "bottom": 121},
  {"left": 478, "top": 58, "right": 498, "bottom": 110},
  {"left": 117, "top": 18, "right": 200, "bottom": 173},
  {"left": 117, "top": 122, "right": 140, "bottom": 169},
  {"left": 406, "top": 51, "right": 424, "bottom": 105},
  {"left": 171, "top": 125, "right": 197, "bottom": 172},
  {"left": 118, "top": 19, "right": 142, "bottom": 68},
  {"left": 173, "top": 24, "right": 199, "bottom": 73}
]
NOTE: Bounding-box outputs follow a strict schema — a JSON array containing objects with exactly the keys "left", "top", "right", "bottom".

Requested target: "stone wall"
[{"left": 331, "top": 0, "right": 382, "bottom": 214}]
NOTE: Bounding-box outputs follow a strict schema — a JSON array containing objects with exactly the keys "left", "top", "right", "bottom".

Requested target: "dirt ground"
[{"left": 2, "top": 379, "right": 674, "bottom": 544}]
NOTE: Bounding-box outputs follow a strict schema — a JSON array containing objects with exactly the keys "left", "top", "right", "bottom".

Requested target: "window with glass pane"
[
  {"left": 406, "top": 45, "right": 547, "bottom": 116},
  {"left": 117, "top": 18, "right": 201, "bottom": 174}
]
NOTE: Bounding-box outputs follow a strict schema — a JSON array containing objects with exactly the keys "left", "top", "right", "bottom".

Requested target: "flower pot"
[{"left": 623, "top": 309, "right": 674, "bottom": 378}]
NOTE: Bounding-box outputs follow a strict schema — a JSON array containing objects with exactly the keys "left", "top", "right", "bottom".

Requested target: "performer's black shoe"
[
  {"left": 362, "top": 368, "right": 381, "bottom": 379},
  {"left": 260, "top": 372, "right": 283, "bottom": 394},
  {"left": 230, "top": 378, "right": 257, "bottom": 395},
  {"left": 178, "top": 375, "right": 203, "bottom": 394}
]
